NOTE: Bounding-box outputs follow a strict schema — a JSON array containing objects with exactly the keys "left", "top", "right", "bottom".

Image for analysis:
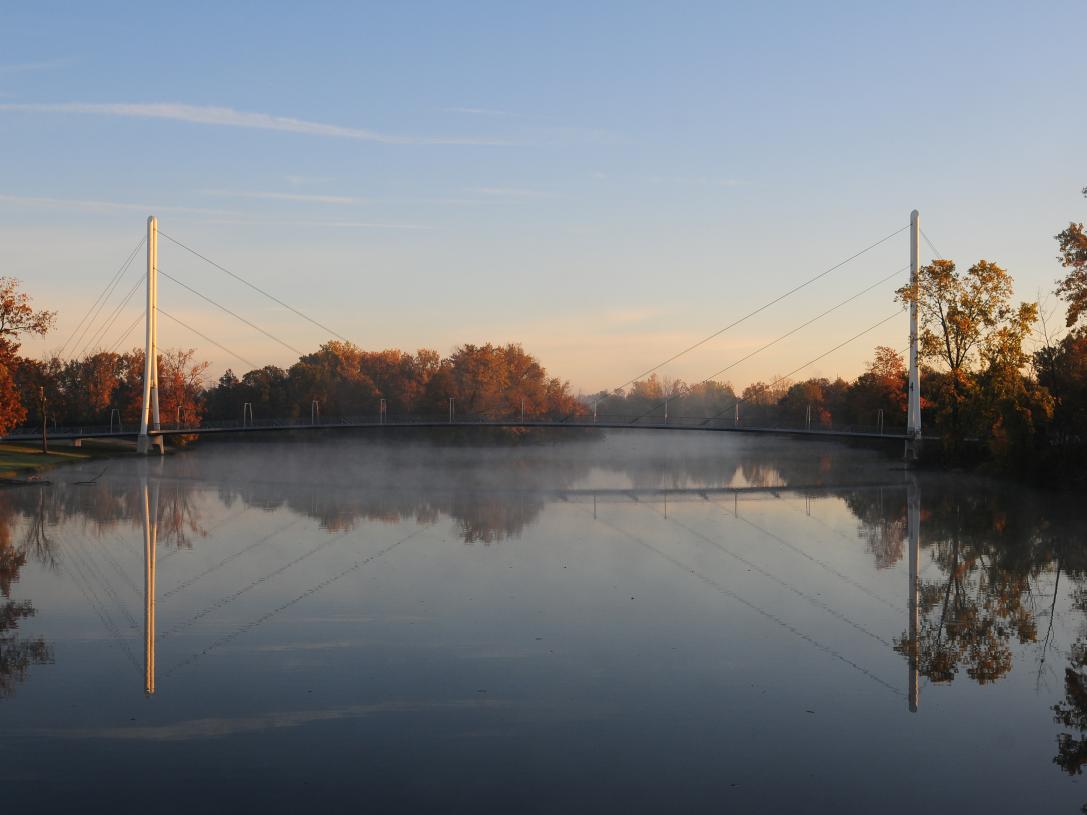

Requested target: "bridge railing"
[{"left": 3, "top": 410, "right": 909, "bottom": 440}]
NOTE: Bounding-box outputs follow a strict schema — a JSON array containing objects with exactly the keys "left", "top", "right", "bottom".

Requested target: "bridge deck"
[{"left": 6, "top": 418, "right": 929, "bottom": 443}]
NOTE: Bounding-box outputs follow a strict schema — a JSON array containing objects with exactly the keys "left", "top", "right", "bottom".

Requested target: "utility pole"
[
  {"left": 137, "top": 215, "right": 163, "bottom": 454},
  {"left": 39, "top": 386, "right": 48, "bottom": 454},
  {"left": 906, "top": 209, "right": 922, "bottom": 460}
]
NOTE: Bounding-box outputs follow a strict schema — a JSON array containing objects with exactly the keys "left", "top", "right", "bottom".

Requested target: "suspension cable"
[
  {"left": 156, "top": 306, "right": 260, "bottom": 369},
  {"left": 107, "top": 313, "right": 145, "bottom": 354},
  {"left": 706, "top": 310, "right": 903, "bottom": 421},
  {"left": 592, "top": 224, "right": 909, "bottom": 404},
  {"left": 62, "top": 236, "right": 144, "bottom": 358},
  {"left": 627, "top": 265, "right": 909, "bottom": 422},
  {"left": 157, "top": 267, "right": 305, "bottom": 357},
  {"left": 73, "top": 273, "right": 144, "bottom": 359},
  {"left": 920, "top": 228, "right": 943, "bottom": 260},
  {"left": 158, "top": 230, "right": 351, "bottom": 343}
]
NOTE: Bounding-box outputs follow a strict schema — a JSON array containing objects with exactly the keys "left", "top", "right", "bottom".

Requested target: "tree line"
[{"left": 2, "top": 185, "right": 1086, "bottom": 481}]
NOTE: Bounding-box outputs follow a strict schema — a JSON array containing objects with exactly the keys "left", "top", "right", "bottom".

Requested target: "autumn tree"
[
  {"left": 0, "top": 278, "right": 55, "bottom": 434},
  {"left": 846, "top": 346, "right": 908, "bottom": 429},
  {"left": 0, "top": 277, "right": 55, "bottom": 355},
  {"left": 288, "top": 341, "right": 380, "bottom": 418},
  {"left": 1055, "top": 186, "right": 1087, "bottom": 329},
  {"left": 896, "top": 258, "right": 1036, "bottom": 441}
]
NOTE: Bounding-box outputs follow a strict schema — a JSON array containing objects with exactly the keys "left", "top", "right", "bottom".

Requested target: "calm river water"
[{"left": 2, "top": 431, "right": 1085, "bottom": 813}]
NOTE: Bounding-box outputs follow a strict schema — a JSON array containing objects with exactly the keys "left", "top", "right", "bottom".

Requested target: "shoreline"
[{"left": 0, "top": 440, "right": 142, "bottom": 481}]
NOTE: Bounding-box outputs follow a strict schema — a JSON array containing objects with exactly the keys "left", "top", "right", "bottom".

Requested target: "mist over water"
[{"left": 1, "top": 431, "right": 1084, "bottom": 813}]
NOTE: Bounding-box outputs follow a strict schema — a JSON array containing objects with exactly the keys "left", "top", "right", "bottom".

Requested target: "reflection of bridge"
[
  {"left": 26, "top": 211, "right": 931, "bottom": 454},
  {"left": 135, "top": 476, "right": 922, "bottom": 712}
]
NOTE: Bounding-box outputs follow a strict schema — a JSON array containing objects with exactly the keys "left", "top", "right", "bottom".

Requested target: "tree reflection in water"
[
  {"left": 847, "top": 480, "right": 1087, "bottom": 793},
  {"left": 0, "top": 488, "right": 54, "bottom": 697},
  {"left": 3, "top": 436, "right": 1087, "bottom": 801}
]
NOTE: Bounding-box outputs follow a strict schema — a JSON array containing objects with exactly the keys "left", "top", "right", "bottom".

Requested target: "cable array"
[
  {"left": 626, "top": 265, "right": 909, "bottom": 423},
  {"left": 156, "top": 307, "right": 259, "bottom": 370},
  {"left": 595, "top": 224, "right": 909, "bottom": 402},
  {"left": 158, "top": 230, "right": 350, "bottom": 342},
  {"left": 58, "top": 235, "right": 144, "bottom": 358},
  {"left": 157, "top": 267, "right": 305, "bottom": 357}
]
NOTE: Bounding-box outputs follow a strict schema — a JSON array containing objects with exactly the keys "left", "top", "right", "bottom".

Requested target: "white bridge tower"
[
  {"left": 137, "top": 215, "right": 164, "bottom": 454},
  {"left": 906, "top": 209, "right": 922, "bottom": 460}
]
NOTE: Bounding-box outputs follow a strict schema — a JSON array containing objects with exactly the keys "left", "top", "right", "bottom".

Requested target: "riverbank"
[{"left": 0, "top": 440, "right": 139, "bottom": 480}]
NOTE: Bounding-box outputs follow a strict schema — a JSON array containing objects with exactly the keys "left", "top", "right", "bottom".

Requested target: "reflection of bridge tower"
[
  {"left": 143, "top": 479, "right": 158, "bottom": 696},
  {"left": 137, "top": 215, "right": 164, "bottom": 455},
  {"left": 907, "top": 480, "right": 920, "bottom": 712}
]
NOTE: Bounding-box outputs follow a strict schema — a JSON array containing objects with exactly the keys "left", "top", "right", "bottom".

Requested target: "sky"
[{"left": 2, "top": 1, "right": 1085, "bottom": 395}]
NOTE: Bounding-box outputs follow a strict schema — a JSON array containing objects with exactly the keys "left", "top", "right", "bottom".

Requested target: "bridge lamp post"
[
  {"left": 242, "top": 402, "right": 253, "bottom": 428},
  {"left": 380, "top": 398, "right": 386, "bottom": 425},
  {"left": 311, "top": 400, "right": 320, "bottom": 425},
  {"left": 521, "top": 398, "right": 525, "bottom": 423},
  {"left": 449, "top": 397, "right": 455, "bottom": 424}
]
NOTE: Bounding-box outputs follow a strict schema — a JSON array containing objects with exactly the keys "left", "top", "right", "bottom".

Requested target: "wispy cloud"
[
  {"left": 0, "top": 102, "right": 509, "bottom": 145},
  {"left": 201, "top": 217, "right": 431, "bottom": 230},
  {"left": 467, "top": 187, "right": 555, "bottom": 199},
  {"left": 441, "top": 106, "right": 512, "bottom": 117},
  {"left": 0, "top": 194, "right": 429, "bottom": 229},
  {"left": 0, "top": 59, "right": 70, "bottom": 74},
  {"left": 645, "top": 175, "right": 743, "bottom": 187},
  {"left": 200, "top": 189, "right": 363, "bottom": 205},
  {"left": 0, "top": 193, "right": 238, "bottom": 217},
  {"left": 285, "top": 175, "right": 333, "bottom": 186}
]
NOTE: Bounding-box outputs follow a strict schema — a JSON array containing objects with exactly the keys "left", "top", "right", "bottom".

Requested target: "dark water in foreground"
[{"left": 2, "top": 431, "right": 1086, "bottom": 813}]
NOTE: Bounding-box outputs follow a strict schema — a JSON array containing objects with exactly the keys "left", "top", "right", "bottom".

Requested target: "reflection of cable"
[
  {"left": 644, "top": 503, "right": 893, "bottom": 647},
  {"left": 90, "top": 530, "right": 142, "bottom": 597},
  {"left": 158, "top": 505, "right": 252, "bottom": 563},
  {"left": 60, "top": 535, "right": 141, "bottom": 674},
  {"left": 770, "top": 491, "right": 912, "bottom": 589},
  {"left": 162, "top": 522, "right": 434, "bottom": 680},
  {"left": 592, "top": 510, "right": 903, "bottom": 697},
  {"left": 159, "top": 527, "right": 353, "bottom": 640},
  {"left": 162, "top": 518, "right": 300, "bottom": 599},
  {"left": 70, "top": 530, "right": 139, "bottom": 630},
  {"left": 708, "top": 497, "right": 903, "bottom": 612}
]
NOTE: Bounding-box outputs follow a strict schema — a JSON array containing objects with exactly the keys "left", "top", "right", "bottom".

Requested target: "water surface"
[{"left": 2, "top": 432, "right": 1084, "bottom": 812}]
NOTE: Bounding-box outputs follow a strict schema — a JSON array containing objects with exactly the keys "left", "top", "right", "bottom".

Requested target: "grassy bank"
[{"left": 0, "top": 440, "right": 138, "bottom": 480}]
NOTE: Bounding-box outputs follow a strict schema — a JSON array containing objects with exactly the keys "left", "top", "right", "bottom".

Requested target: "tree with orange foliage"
[{"left": 0, "top": 277, "right": 55, "bottom": 435}]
